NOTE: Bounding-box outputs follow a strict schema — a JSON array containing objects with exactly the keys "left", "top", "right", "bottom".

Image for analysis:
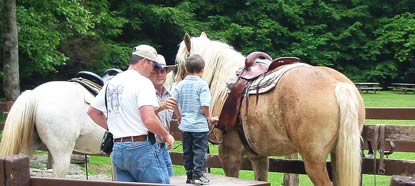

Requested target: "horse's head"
[
  {"left": 174, "top": 32, "right": 248, "bottom": 144},
  {"left": 174, "top": 32, "right": 209, "bottom": 83}
]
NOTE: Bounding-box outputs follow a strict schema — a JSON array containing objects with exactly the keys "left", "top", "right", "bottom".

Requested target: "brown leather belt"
[{"left": 114, "top": 135, "right": 147, "bottom": 142}]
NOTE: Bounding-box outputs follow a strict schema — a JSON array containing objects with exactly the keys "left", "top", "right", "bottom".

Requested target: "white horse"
[{"left": 0, "top": 70, "right": 119, "bottom": 177}]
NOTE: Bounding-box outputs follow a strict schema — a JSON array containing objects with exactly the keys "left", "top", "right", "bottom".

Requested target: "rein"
[{"left": 208, "top": 123, "right": 223, "bottom": 145}]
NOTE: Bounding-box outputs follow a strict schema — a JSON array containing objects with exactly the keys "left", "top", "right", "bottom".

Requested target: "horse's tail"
[
  {"left": 0, "top": 90, "right": 37, "bottom": 156},
  {"left": 334, "top": 83, "right": 361, "bottom": 186}
]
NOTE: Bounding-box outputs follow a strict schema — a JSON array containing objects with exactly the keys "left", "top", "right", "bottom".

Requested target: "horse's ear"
[
  {"left": 184, "top": 33, "right": 191, "bottom": 53},
  {"left": 200, "top": 32, "right": 208, "bottom": 38}
]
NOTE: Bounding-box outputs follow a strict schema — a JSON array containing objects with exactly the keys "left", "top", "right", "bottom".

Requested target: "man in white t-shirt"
[{"left": 87, "top": 44, "right": 174, "bottom": 184}]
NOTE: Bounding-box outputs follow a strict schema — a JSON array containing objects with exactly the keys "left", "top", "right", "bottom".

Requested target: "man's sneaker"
[{"left": 192, "top": 174, "right": 209, "bottom": 185}]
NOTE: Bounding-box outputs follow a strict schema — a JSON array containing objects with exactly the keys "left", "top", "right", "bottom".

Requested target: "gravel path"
[{"left": 30, "top": 154, "right": 112, "bottom": 181}]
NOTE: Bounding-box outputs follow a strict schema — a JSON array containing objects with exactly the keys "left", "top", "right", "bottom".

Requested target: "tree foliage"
[{"left": 1, "top": 0, "right": 415, "bottom": 94}]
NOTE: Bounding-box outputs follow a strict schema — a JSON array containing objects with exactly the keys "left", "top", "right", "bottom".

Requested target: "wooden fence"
[
  {"left": 1, "top": 102, "right": 415, "bottom": 185},
  {"left": 0, "top": 155, "right": 172, "bottom": 186},
  {"left": 168, "top": 108, "right": 415, "bottom": 185}
]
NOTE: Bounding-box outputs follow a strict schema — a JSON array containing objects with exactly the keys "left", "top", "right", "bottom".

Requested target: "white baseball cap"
[
  {"left": 156, "top": 54, "right": 176, "bottom": 71},
  {"left": 132, "top": 45, "right": 162, "bottom": 69}
]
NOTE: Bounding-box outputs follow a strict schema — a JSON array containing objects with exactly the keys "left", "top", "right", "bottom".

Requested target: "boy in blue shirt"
[{"left": 172, "top": 54, "right": 218, "bottom": 185}]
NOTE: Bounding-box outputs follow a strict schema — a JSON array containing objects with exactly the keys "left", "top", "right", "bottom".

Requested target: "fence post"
[
  {"left": 0, "top": 155, "right": 30, "bottom": 186},
  {"left": 0, "top": 157, "right": 5, "bottom": 186},
  {"left": 283, "top": 153, "right": 299, "bottom": 186},
  {"left": 5, "top": 101, "right": 13, "bottom": 112}
]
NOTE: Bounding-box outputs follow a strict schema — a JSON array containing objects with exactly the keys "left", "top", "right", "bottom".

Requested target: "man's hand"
[
  {"left": 157, "top": 97, "right": 178, "bottom": 112},
  {"left": 164, "top": 134, "right": 175, "bottom": 150}
]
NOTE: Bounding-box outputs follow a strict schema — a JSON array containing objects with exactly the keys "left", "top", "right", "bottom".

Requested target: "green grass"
[
  {"left": 88, "top": 91, "right": 415, "bottom": 185},
  {"left": 2, "top": 91, "right": 415, "bottom": 185},
  {"left": 361, "top": 91, "right": 415, "bottom": 107}
]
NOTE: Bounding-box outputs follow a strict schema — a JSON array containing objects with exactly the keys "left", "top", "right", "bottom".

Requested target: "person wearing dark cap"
[
  {"left": 87, "top": 44, "right": 174, "bottom": 184},
  {"left": 150, "top": 54, "right": 181, "bottom": 177}
]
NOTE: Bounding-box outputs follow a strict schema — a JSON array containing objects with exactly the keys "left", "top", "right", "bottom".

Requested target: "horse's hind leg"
[
  {"left": 303, "top": 157, "right": 332, "bottom": 186},
  {"left": 249, "top": 156, "right": 268, "bottom": 181},
  {"left": 48, "top": 149, "right": 73, "bottom": 177}
]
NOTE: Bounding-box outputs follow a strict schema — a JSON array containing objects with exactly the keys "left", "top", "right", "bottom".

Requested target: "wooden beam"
[
  {"left": 0, "top": 102, "right": 13, "bottom": 112},
  {"left": 363, "top": 141, "right": 415, "bottom": 153},
  {"left": 362, "top": 158, "right": 415, "bottom": 176},
  {"left": 171, "top": 152, "right": 415, "bottom": 176},
  {"left": 362, "top": 125, "right": 415, "bottom": 142},
  {"left": 365, "top": 108, "right": 415, "bottom": 120},
  {"left": 31, "top": 177, "right": 167, "bottom": 186}
]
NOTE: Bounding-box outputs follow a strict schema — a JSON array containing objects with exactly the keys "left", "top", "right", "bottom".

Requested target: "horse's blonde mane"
[{"left": 176, "top": 36, "right": 246, "bottom": 114}]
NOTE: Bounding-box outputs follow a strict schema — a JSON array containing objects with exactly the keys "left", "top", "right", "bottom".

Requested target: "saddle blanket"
[{"left": 226, "top": 63, "right": 310, "bottom": 95}]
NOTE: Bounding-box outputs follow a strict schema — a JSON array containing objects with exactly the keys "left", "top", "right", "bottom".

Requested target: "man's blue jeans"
[
  {"left": 182, "top": 131, "right": 208, "bottom": 178},
  {"left": 112, "top": 140, "right": 169, "bottom": 184},
  {"left": 159, "top": 143, "right": 174, "bottom": 176}
]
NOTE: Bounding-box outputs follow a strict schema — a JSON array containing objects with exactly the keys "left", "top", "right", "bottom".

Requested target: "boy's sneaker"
[
  {"left": 186, "top": 179, "right": 192, "bottom": 184},
  {"left": 186, "top": 174, "right": 192, "bottom": 184},
  {"left": 192, "top": 174, "right": 209, "bottom": 185},
  {"left": 201, "top": 174, "right": 210, "bottom": 183}
]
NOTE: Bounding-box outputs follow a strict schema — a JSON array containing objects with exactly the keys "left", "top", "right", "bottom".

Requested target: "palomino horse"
[
  {"left": 174, "top": 33, "right": 365, "bottom": 186},
  {"left": 0, "top": 70, "right": 120, "bottom": 177}
]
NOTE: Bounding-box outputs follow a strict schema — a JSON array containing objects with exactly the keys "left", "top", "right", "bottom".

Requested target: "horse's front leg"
[
  {"left": 218, "top": 129, "right": 244, "bottom": 178},
  {"left": 249, "top": 156, "right": 269, "bottom": 181}
]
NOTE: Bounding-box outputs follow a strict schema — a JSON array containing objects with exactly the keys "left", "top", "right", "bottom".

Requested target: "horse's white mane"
[{"left": 176, "top": 36, "right": 246, "bottom": 114}]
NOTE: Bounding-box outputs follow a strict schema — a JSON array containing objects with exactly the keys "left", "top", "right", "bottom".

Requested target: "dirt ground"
[{"left": 30, "top": 154, "right": 112, "bottom": 180}]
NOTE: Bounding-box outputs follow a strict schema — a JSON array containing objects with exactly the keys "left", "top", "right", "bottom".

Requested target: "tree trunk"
[{"left": 2, "top": 0, "right": 20, "bottom": 100}]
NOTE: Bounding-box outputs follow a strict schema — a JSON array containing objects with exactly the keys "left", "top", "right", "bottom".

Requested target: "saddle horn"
[{"left": 245, "top": 52, "right": 272, "bottom": 68}]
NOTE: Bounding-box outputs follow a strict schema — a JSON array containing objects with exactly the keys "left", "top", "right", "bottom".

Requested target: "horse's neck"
[{"left": 206, "top": 51, "right": 245, "bottom": 115}]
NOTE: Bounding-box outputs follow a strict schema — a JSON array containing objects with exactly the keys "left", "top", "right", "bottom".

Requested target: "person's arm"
[
  {"left": 155, "top": 97, "right": 182, "bottom": 123},
  {"left": 155, "top": 97, "right": 177, "bottom": 113},
  {"left": 87, "top": 106, "right": 108, "bottom": 129},
  {"left": 174, "top": 106, "right": 181, "bottom": 124},
  {"left": 140, "top": 105, "right": 175, "bottom": 149},
  {"left": 202, "top": 106, "right": 218, "bottom": 125}
]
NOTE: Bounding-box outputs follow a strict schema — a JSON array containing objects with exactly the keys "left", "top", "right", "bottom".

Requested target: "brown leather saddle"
[{"left": 215, "top": 52, "right": 300, "bottom": 131}]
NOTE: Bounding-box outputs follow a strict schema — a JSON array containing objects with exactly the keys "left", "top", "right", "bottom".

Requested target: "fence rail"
[{"left": 1, "top": 102, "right": 415, "bottom": 185}]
